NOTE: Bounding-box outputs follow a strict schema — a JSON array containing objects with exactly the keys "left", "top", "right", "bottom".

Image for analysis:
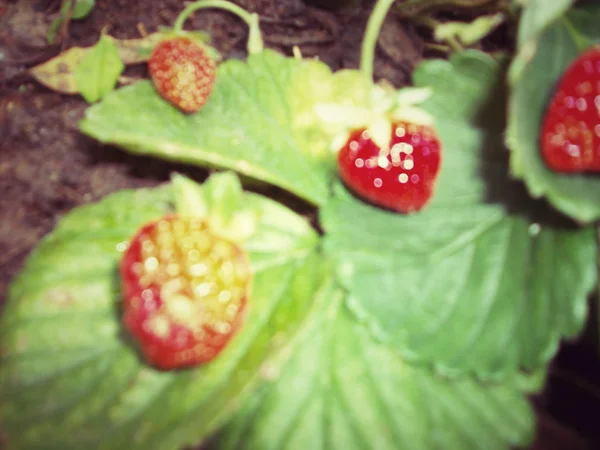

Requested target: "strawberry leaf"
[
  {"left": 213, "top": 283, "right": 540, "bottom": 450},
  {"left": 507, "top": 1, "right": 600, "bottom": 222},
  {"left": 79, "top": 50, "right": 370, "bottom": 206},
  {"left": 0, "top": 175, "right": 323, "bottom": 450},
  {"left": 514, "top": 0, "right": 575, "bottom": 51},
  {"left": 322, "top": 50, "right": 597, "bottom": 378}
]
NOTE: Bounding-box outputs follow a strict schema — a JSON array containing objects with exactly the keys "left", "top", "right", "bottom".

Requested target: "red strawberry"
[
  {"left": 120, "top": 215, "right": 251, "bottom": 370},
  {"left": 337, "top": 121, "right": 441, "bottom": 213},
  {"left": 541, "top": 46, "right": 600, "bottom": 172},
  {"left": 148, "top": 36, "right": 216, "bottom": 113}
]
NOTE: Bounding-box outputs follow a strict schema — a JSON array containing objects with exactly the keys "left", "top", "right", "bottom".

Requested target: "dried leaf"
[
  {"left": 29, "top": 46, "right": 87, "bottom": 94},
  {"left": 114, "top": 33, "right": 163, "bottom": 64}
]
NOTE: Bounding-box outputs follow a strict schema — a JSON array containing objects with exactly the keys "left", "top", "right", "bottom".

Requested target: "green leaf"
[
  {"left": 434, "top": 14, "right": 505, "bottom": 46},
  {"left": 172, "top": 173, "right": 209, "bottom": 218},
  {"left": 201, "top": 172, "right": 244, "bottom": 229},
  {"left": 507, "top": 2, "right": 600, "bottom": 222},
  {"left": 72, "top": 0, "right": 95, "bottom": 19},
  {"left": 74, "top": 34, "right": 124, "bottom": 103},
  {"left": 0, "top": 175, "right": 323, "bottom": 450},
  {"left": 214, "top": 284, "right": 539, "bottom": 450},
  {"left": 321, "top": 50, "right": 597, "bottom": 377},
  {"left": 515, "top": 0, "right": 575, "bottom": 50},
  {"left": 79, "top": 50, "right": 371, "bottom": 206}
]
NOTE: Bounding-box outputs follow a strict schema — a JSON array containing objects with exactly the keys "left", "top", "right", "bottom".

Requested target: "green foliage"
[
  {"left": 323, "top": 51, "right": 596, "bottom": 377},
  {"left": 507, "top": 2, "right": 600, "bottom": 222},
  {"left": 74, "top": 34, "right": 124, "bottom": 103},
  {"left": 215, "top": 286, "right": 540, "bottom": 450},
  {"left": 514, "top": 0, "right": 576, "bottom": 50}
]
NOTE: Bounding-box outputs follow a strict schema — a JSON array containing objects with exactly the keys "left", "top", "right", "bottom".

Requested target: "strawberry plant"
[{"left": 2, "top": 0, "right": 600, "bottom": 449}]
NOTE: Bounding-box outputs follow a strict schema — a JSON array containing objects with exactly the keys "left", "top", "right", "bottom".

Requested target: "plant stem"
[
  {"left": 173, "top": 0, "right": 263, "bottom": 54},
  {"left": 360, "top": 0, "right": 396, "bottom": 81},
  {"left": 424, "top": 42, "right": 451, "bottom": 53},
  {"left": 174, "top": 0, "right": 250, "bottom": 31}
]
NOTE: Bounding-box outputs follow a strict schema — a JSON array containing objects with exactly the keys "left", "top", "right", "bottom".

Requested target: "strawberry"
[
  {"left": 148, "top": 36, "right": 216, "bottom": 113},
  {"left": 540, "top": 46, "right": 600, "bottom": 172},
  {"left": 337, "top": 121, "right": 441, "bottom": 213},
  {"left": 313, "top": 84, "right": 442, "bottom": 214},
  {"left": 120, "top": 215, "right": 251, "bottom": 370}
]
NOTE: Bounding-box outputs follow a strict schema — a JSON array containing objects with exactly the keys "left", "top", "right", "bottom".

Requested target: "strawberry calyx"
[
  {"left": 172, "top": 172, "right": 258, "bottom": 243},
  {"left": 314, "top": 82, "right": 434, "bottom": 152}
]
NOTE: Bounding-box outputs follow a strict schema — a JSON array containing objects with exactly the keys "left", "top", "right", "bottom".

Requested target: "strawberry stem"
[
  {"left": 173, "top": 0, "right": 264, "bottom": 54},
  {"left": 360, "top": 0, "right": 396, "bottom": 82}
]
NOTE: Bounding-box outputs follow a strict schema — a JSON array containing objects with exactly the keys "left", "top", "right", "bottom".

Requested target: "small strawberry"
[
  {"left": 148, "top": 36, "right": 216, "bottom": 113},
  {"left": 540, "top": 46, "right": 600, "bottom": 172},
  {"left": 338, "top": 121, "right": 441, "bottom": 213},
  {"left": 120, "top": 215, "right": 251, "bottom": 370}
]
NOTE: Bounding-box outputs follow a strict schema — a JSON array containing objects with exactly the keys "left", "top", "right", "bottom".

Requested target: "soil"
[{"left": 0, "top": 1, "right": 599, "bottom": 449}]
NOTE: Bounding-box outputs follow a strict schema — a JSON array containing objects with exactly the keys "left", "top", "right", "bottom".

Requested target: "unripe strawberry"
[
  {"left": 148, "top": 36, "right": 216, "bottom": 113},
  {"left": 120, "top": 215, "right": 251, "bottom": 370}
]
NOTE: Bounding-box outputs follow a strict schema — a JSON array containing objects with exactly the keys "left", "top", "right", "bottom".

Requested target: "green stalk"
[
  {"left": 360, "top": 0, "right": 396, "bottom": 81},
  {"left": 173, "top": 0, "right": 263, "bottom": 54}
]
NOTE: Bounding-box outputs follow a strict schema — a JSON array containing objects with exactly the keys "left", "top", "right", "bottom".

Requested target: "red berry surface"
[
  {"left": 120, "top": 216, "right": 251, "bottom": 370},
  {"left": 338, "top": 122, "right": 441, "bottom": 213},
  {"left": 148, "top": 37, "right": 216, "bottom": 113},
  {"left": 540, "top": 46, "right": 600, "bottom": 172}
]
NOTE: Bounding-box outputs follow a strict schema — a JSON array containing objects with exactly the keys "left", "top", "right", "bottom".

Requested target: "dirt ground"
[{"left": 1, "top": 0, "right": 599, "bottom": 449}]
